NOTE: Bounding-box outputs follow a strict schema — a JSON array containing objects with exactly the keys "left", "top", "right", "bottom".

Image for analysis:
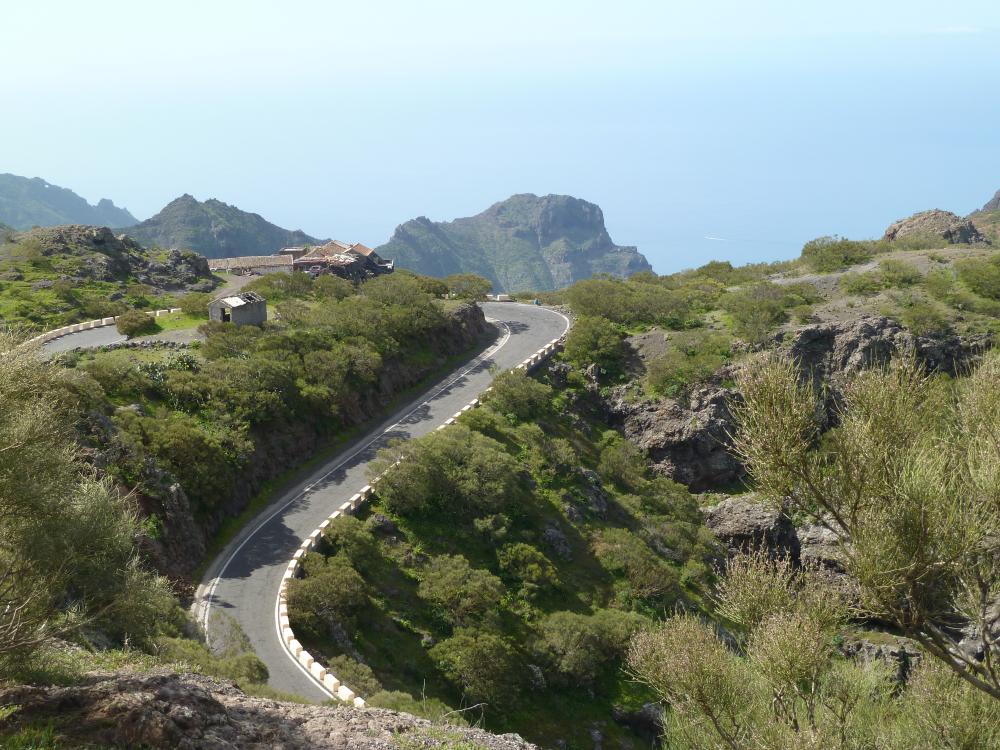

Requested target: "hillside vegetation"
[
  {"left": 288, "top": 369, "right": 717, "bottom": 746},
  {"left": 378, "top": 193, "right": 652, "bottom": 292},
  {"left": 0, "top": 224, "right": 214, "bottom": 330}
]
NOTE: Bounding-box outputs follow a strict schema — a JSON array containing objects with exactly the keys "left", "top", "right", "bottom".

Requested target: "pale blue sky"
[{"left": 3, "top": 1, "right": 999, "bottom": 272}]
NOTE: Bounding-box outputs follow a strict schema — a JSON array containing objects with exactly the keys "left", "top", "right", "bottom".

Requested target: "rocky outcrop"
[
  {"left": 12, "top": 224, "right": 216, "bottom": 292},
  {"left": 602, "top": 317, "right": 991, "bottom": 491},
  {"left": 882, "top": 209, "right": 989, "bottom": 245},
  {"left": 0, "top": 670, "right": 537, "bottom": 749},
  {"left": 603, "top": 380, "right": 741, "bottom": 492},
  {"left": 978, "top": 189, "right": 1000, "bottom": 213},
  {"left": 703, "top": 496, "right": 800, "bottom": 562}
]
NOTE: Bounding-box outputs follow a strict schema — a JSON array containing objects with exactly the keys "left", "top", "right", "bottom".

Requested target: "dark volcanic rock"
[
  {"left": 0, "top": 670, "right": 538, "bottom": 749},
  {"left": 703, "top": 496, "right": 800, "bottom": 562},
  {"left": 603, "top": 381, "right": 742, "bottom": 492}
]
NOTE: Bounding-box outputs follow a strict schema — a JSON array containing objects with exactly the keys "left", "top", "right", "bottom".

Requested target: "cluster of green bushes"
[
  {"left": 287, "top": 369, "right": 717, "bottom": 746},
  {"left": 801, "top": 234, "right": 943, "bottom": 272},
  {"left": 62, "top": 274, "right": 480, "bottom": 522},
  {"left": 719, "top": 281, "right": 819, "bottom": 343}
]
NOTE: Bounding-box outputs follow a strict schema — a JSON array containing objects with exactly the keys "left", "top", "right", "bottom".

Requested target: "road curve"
[{"left": 194, "top": 302, "right": 570, "bottom": 701}]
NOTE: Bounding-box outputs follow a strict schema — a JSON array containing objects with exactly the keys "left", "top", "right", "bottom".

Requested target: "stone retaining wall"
[{"left": 277, "top": 333, "right": 568, "bottom": 705}]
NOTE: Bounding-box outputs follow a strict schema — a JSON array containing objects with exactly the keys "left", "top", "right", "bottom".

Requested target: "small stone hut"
[{"left": 208, "top": 291, "right": 267, "bottom": 326}]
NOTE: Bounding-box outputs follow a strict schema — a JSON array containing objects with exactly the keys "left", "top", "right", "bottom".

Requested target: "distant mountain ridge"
[
  {"left": 0, "top": 173, "right": 136, "bottom": 230},
  {"left": 123, "top": 194, "right": 322, "bottom": 259},
  {"left": 376, "top": 193, "right": 652, "bottom": 292}
]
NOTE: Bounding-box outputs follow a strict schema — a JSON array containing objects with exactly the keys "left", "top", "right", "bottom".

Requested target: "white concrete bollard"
[
  {"left": 323, "top": 674, "right": 341, "bottom": 692},
  {"left": 300, "top": 651, "right": 314, "bottom": 669},
  {"left": 289, "top": 640, "right": 303, "bottom": 656},
  {"left": 337, "top": 685, "right": 356, "bottom": 702}
]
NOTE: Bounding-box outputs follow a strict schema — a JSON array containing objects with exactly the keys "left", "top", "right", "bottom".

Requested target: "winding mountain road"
[{"left": 193, "top": 302, "right": 570, "bottom": 701}]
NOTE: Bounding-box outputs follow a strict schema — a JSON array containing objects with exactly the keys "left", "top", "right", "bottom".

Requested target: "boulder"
[{"left": 703, "top": 496, "right": 800, "bottom": 562}]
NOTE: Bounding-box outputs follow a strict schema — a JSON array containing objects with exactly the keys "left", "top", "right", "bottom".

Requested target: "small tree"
[{"left": 731, "top": 353, "right": 1000, "bottom": 700}]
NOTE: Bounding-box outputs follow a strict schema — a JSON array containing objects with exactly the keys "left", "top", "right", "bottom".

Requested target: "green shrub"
[
  {"left": 369, "top": 426, "right": 522, "bottom": 517},
  {"left": 597, "top": 431, "right": 647, "bottom": 490},
  {"left": 878, "top": 259, "right": 921, "bottom": 288},
  {"left": 841, "top": 271, "right": 884, "bottom": 296},
  {"left": 592, "top": 528, "right": 680, "bottom": 608},
  {"left": 896, "top": 300, "right": 949, "bottom": 335},
  {"left": 429, "top": 629, "right": 520, "bottom": 705},
  {"left": 956, "top": 256, "right": 1000, "bottom": 300},
  {"left": 325, "top": 654, "right": 383, "bottom": 696},
  {"left": 720, "top": 283, "right": 788, "bottom": 344},
  {"left": 484, "top": 368, "right": 552, "bottom": 422},
  {"left": 286, "top": 553, "right": 369, "bottom": 635},
  {"left": 445, "top": 273, "right": 491, "bottom": 300},
  {"left": 534, "top": 609, "right": 646, "bottom": 684},
  {"left": 497, "top": 543, "right": 559, "bottom": 595},
  {"left": 115, "top": 309, "right": 157, "bottom": 337},
  {"left": 801, "top": 236, "right": 874, "bottom": 271},
  {"left": 418, "top": 555, "right": 505, "bottom": 625},
  {"left": 178, "top": 292, "right": 213, "bottom": 319},
  {"left": 562, "top": 316, "right": 627, "bottom": 373}
]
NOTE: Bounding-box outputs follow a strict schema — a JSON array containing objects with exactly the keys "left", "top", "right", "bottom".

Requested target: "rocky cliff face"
[
  {"left": 882, "top": 208, "right": 989, "bottom": 245},
  {"left": 602, "top": 317, "right": 992, "bottom": 492},
  {"left": 0, "top": 670, "right": 537, "bottom": 750},
  {"left": 377, "top": 194, "right": 652, "bottom": 292}
]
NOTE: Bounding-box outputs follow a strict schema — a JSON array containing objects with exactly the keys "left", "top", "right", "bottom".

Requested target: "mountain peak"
[
  {"left": 379, "top": 193, "right": 650, "bottom": 292},
  {"left": 0, "top": 173, "right": 136, "bottom": 229},
  {"left": 125, "top": 195, "right": 322, "bottom": 258}
]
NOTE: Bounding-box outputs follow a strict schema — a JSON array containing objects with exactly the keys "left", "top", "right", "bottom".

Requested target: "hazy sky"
[{"left": 3, "top": 1, "right": 999, "bottom": 272}]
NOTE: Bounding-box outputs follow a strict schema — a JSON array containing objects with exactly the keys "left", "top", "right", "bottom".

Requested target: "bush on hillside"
[
  {"left": 562, "top": 315, "right": 627, "bottom": 373},
  {"left": 801, "top": 235, "right": 874, "bottom": 271},
  {"left": 956, "top": 256, "right": 1000, "bottom": 300},
  {"left": 483, "top": 368, "right": 552, "bottom": 422},
  {"left": 429, "top": 628, "right": 521, "bottom": 705},
  {"left": 178, "top": 292, "right": 213, "bottom": 319},
  {"left": 534, "top": 609, "right": 647, "bottom": 685},
  {"left": 286, "top": 553, "right": 369, "bottom": 635},
  {"left": 646, "top": 331, "right": 733, "bottom": 397},
  {"left": 418, "top": 555, "right": 505, "bottom": 625},
  {"left": 445, "top": 273, "right": 491, "bottom": 300},
  {"left": 369, "top": 425, "right": 523, "bottom": 517},
  {"left": 116, "top": 308, "right": 157, "bottom": 337}
]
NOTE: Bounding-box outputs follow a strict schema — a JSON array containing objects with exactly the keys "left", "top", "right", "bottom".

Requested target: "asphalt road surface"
[{"left": 194, "top": 302, "right": 570, "bottom": 702}]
